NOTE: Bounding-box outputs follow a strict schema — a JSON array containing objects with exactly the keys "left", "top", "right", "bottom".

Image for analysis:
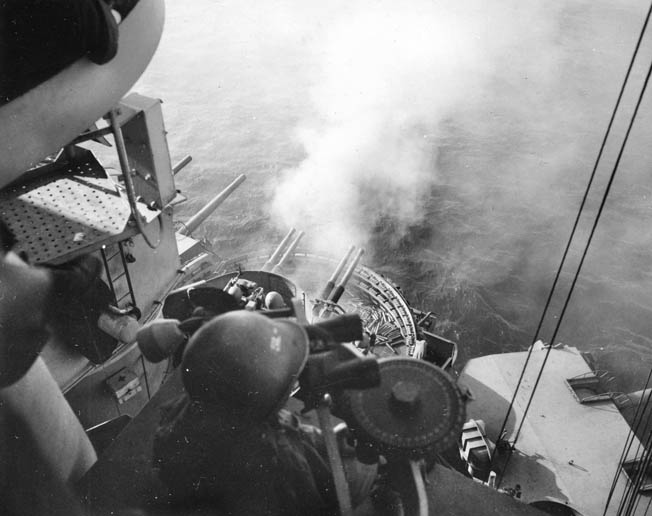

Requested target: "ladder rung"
[{"left": 117, "top": 292, "right": 132, "bottom": 303}]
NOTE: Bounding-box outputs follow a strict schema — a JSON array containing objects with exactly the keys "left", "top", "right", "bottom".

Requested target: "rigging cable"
[
  {"left": 616, "top": 389, "right": 652, "bottom": 515},
  {"left": 493, "top": 0, "right": 652, "bottom": 472},
  {"left": 495, "top": 17, "right": 652, "bottom": 492},
  {"left": 619, "top": 423, "right": 652, "bottom": 516},
  {"left": 503, "top": 50, "right": 652, "bottom": 488},
  {"left": 604, "top": 366, "right": 652, "bottom": 515},
  {"left": 605, "top": 366, "right": 652, "bottom": 514},
  {"left": 500, "top": 49, "right": 652, "bottom": 486}
]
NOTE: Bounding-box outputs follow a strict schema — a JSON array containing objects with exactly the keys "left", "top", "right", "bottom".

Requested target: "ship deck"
[{"left": 460, "top": 345, "right": 650, "bottom": 516}]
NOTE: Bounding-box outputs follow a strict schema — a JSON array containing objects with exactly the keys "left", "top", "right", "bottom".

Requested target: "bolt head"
[{"left": 390, "top": 381, "right": 421, "bottom": 412}]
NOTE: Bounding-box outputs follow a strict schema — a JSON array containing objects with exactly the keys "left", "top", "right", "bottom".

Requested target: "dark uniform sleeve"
[{"left": 153, "top": 400, "right": 339, "bottom": 515}]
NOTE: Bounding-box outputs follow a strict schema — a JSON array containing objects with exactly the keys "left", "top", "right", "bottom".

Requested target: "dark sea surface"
[{"left": 133, "top": 0, "right": 652, "bottom": 386}]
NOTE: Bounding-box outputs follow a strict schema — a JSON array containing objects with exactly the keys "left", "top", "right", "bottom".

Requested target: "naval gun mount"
[
  {"left": 180, "top": 234, "right": 458, "bottom": 370},
  {"left": 141, "top": 239, "right": 466, "bottom": 516}
]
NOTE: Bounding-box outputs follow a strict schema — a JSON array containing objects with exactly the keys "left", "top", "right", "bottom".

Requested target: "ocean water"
[{"left": 133, "top": 0, "right": 652, "bottom": 383}]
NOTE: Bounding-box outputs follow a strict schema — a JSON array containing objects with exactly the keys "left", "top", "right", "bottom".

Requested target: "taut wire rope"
[
  {"left": 493, "top": 0, "right": 652, "bottom": 459},
  {"left": 494, "top": 2, "right": 652, "bottom": 487}
]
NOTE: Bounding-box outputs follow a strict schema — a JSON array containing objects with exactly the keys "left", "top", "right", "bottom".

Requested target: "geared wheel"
[{"left": 340, "top": 357, "right": 465, "bottom": 460}]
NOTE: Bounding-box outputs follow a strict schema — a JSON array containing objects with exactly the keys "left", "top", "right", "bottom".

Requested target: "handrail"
[{"left": 109, "top": 109, "right": 161, "bottom": 249}]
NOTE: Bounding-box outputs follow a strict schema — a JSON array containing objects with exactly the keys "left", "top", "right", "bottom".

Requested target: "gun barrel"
[
  {"left": 271, "top": 231, "right": 304, "bottom": 273},
  {"left": 319, "top": 245, "right": 355, "bottom": 300},
  {"left": 180, "top": 174, "right": 246, "bottom": 236},
  {"left": 172, "top": 155, "right": 193, "bottom": 175},
  {"left": 327, "top": 248, "right": 364, "bottom": 303},
  {"left": 262, "top": 228, "right": 296, "bottom": 271}
]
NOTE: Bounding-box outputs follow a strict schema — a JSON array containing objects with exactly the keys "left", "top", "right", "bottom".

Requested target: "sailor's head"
[
  {"left": 181, "top": 310, "right": 308, "bottom": 421},
  {"left": 264, "top": 291, "right": 285, "bottom": 310}
]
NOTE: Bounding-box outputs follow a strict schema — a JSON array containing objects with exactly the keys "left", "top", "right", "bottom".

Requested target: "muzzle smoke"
[
  {"left": 270, "top": 1, "right": 561, "bottom": 258},
  {"left": 138, "top": 1, "right": 652, "bottom": 372}
]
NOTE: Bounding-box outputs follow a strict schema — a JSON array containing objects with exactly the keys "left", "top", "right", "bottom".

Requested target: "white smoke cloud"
[
  {"left": 270, "top": 1, "right": 560, "bottom": 256},
  {"left": 132, "top": 0, "right": 652, "bottom": 367}
]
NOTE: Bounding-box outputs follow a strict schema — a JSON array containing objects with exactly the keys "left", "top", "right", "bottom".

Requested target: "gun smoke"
[
  {"left": 271, "top": 0, "right": 560, "bottom": 255},
  {"left": 266, "top": 0, "right": 652, "bottom": 361},
  {"left": 137, "top": 0, "right": 652, "bottom": 379}
]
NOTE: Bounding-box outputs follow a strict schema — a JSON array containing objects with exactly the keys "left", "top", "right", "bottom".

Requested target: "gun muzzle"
[
  {"left": 319, "top": 245, "right": 356, "bottom": 300},
  {"left": 262, "top": 228, "right": 296, "bottom": 272},
  {"left": 271, "top": 231, "right": 304, "bottom": 274},
  {"left": 327, "top": 248, "right": 365, "bottom": 304}
]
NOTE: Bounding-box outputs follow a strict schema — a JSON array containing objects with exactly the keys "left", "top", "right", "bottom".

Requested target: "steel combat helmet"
[
  {"left": 264, "top": 291, "right": 285, "bottom": 309},
  {"left": 181, "top": 310, "right": 309, "bottom": 421}
]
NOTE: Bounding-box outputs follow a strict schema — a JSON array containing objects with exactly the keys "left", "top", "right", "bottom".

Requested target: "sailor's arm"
[
  {"left": 0, "top": 361, "right": 89, "bottom": 516},
  {"left": 0, "top": 246, "right": 99, "bottom": 514},
  {"left": 0, "top": 251, "right": 52, "bottom": 387}
]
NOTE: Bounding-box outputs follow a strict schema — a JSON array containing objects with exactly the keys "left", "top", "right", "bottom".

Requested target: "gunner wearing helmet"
[
  {"left": 153, "top": 309, "right": 378, "bottom": 516},
  {"left": 153, "top": 310, "right": 337, "bottom": 515}
]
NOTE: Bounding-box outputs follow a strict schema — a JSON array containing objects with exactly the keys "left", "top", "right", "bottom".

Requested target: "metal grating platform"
[{"left": 0, "top": 150, "right": 141, "bottom": 264}]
